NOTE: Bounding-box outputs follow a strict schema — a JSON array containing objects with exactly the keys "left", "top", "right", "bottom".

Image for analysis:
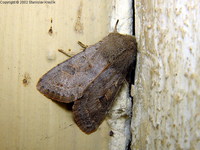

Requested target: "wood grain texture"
[
  {"left": 0, "top": 0, "right": 113, "bottom": 150},
  {"left": 133, "top": 0, "right": 200, "bottom": 149}
]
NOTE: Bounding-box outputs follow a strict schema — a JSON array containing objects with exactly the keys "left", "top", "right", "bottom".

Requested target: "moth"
[{"left": 36, "top": 20, "right": 137, "bottom": 134}]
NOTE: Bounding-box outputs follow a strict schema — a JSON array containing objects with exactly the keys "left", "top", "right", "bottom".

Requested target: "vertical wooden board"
[
  {"left": 0, "top": 0, "right": 112, "bottom": 150},
  {"left": 133, "top": 0, "right": 200, "bottom": 149}
]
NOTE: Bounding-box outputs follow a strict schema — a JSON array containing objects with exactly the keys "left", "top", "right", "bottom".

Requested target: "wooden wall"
[
  {"left": 132, "top": 0, "right": 200, "bottom": 149},
  {"left": 0, "top": 1, "right": 112, "bottom": 149}
]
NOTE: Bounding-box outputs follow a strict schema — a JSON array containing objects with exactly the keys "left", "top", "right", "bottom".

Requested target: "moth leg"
[
  {"left": 78, "top": 41, "right": 88, "bottom": 49},
  {"left": 58, "top": 49, "right": 72, "bottom": 57}
]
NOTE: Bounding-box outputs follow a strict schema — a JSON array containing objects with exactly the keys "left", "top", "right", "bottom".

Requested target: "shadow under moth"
[{"left": 36, "top": 20, "right": 137, "bottom": 134}]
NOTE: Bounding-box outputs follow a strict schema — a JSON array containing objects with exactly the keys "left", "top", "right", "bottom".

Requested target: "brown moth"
[{"left": 36, "top": 20, "right": 137, "bottom": 134}]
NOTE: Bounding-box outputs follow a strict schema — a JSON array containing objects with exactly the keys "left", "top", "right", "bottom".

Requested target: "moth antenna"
[
  {"left": 113, "top": 20, "right": 119, "bottom": 32},
  {"left": 58, "top": 49, "right": 72, "bottom": 57},
  {"left": 78, "top": 41, "right": 88, "bottom": 49}
]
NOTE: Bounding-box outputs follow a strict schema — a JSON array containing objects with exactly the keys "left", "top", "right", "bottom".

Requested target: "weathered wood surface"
[{"left": 133, "top": 0, "right": 200, "bottom": 149}]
